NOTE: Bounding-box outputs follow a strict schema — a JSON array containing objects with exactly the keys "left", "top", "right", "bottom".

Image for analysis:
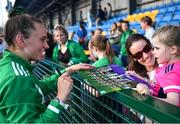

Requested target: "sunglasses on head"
[{"left": 132, "top": 43, "right": 152, "bottom": 60}]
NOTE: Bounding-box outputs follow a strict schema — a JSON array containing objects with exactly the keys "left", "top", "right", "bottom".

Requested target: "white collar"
[{"left": 58, "top": 41, "right": 68, "bottom": 50}]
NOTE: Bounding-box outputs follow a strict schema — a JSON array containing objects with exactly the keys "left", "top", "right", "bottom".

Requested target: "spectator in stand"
[
  {"left": 94, "top": 28, "right": 103, "bottom": 35},
  {"left": 119, "top": 20, "right": 134, "bottom": 67},
  {"left": 53, "top": 24, "right": 88, "bottom": 65},
  {"left": 104, "top": 7, "right": 108, "bottom": 20},
  {"left": 116, "top": 19, "right": 124, "bottom": 39},
  {"left": 87, "top": 8, "right": 95, "bottom": 29},
  {"left": 140, "top": 16, "right": 155, "bottom": 41},
  {"left": 77, "top": 22, "right": 88, "bottom": 49},
  {"left": 117, "top": 19, "right": 123, "bottom": 32},
  {"left": 95, "top": 5, "right": 105, "bottom": 26},
  {"left": 109, "top": 22, "right": 121, "bottom": 56},
  {"left": 79, "top": 10, "right": 86, "bottom": 25},
  {"left": 89, "top": 30, "right": 95, "bottom": 40},
  {"left": 109, "top": 22, "right": 120, "bottom": 44},
  {"left": 106, "top": 3, "right": 112, "bottom": 19},
  {"left": 90, "top": 34, "right": 122, "bottom": 67},
  {"left": 68, "top": 31, "right": 75, "bottom": 40}
]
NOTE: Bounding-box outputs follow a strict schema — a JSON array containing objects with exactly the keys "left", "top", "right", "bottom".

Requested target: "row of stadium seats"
[{"left": 66, "top": 0, "right": 180, "bottom": 40}]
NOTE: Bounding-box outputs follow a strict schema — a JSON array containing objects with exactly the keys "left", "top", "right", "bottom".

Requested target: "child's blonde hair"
[{"left": 152, "top": 25, "right": 180, "bottom": 47}]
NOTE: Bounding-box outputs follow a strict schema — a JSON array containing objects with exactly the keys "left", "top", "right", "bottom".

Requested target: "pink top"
[{"left": 152, "top": 61, "right": 180, "bottom": 106}]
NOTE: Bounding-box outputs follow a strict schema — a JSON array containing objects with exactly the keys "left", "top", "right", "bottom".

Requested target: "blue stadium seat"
[
  {"left": 158, "top": 21, "right": 168, "bottom": 27},
  {"left": 173, "top": 13, "right": 180, "bottom": 20},
  {"left": 159, "top": 8, "right": 167, "bottom": 13},
  {"left": 156, "top": 13, "right": 164, "bottom": 23},
  {"left": 169, "top": 20, "right": 179, "bottom": 25},
  {"left": 174, "top": 10, "right": 180, "bottom": 15},
  {"left": 166, "top": 2, "right": 175, "bottom": 7},
  {"left": 176, "top": 5, "right": 180, "bottom": 10},
  {"left": 162, "top": 13, "right": 173, "bottom": 22},
  {"left": 167, "top": 6, "right": 176, "bottom": 12},
  {"left": 137, "top": 29, "right": 145, "bottom": 35}
]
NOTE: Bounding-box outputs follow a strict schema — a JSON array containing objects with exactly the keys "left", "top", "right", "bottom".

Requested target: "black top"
[{"left": 58, "top": 49, "right": 72, "bottom": 64}]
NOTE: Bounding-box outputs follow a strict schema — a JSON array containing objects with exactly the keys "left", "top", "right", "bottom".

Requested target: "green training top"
[
  {"left": 120, "top": 30, "right": 134, "bottom": 56},
  {"left": 52, "top": 40, "right": 89, "bottom": 64},
  {"left": 92, "top": 56, "right": 122, "bottom": 68},
  {"left": 0, "top": 50, "right": 64, "bottom": 123}
]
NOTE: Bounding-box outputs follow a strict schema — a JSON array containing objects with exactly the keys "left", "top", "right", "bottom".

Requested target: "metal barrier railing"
[{"left": 33, "top": 59, "right": 180, "bottom": 123}]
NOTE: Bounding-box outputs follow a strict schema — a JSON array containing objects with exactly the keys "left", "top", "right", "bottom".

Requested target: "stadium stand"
[{"left": 65, "top": 0, "right": 180, "bottom": 37}]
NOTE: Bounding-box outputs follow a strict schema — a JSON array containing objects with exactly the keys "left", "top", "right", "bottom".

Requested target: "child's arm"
[
  {"left": 160, "top": 92, "right": 180, "bottom": 106},
  {"left": 136, "top": 84, "right": 180, "bottom": 106}
]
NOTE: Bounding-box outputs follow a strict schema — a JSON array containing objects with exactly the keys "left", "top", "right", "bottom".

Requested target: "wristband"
[
  {"left": 60, "top": 69, "right": 66, "bottom": 74},
  {"left": 68, "top": 60, "right": 73, "bottom": 65},
  {"left": 54, "top": 97, "right": 69, "bottom": 109}
]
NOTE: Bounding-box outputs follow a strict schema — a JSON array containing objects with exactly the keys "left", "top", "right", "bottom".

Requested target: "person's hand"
[
  {"left": 135, "top": 83, "right": 150, "bottom": 95},
  {"left": 126, "top": 71, "right": 144, "bottom": 80},
  {"left": 57, "top": 72, "right": 73, "bottom": 102},
  {"left": 66, "top": 63, "right": 95, "bottom": 74}
]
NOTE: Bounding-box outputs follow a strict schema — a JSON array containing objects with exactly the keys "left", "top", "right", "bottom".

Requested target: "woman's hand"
[
  {"left": 57, "top": 72, "right": 73, "bottom": 102},
  {"left": 125, "top": 71, "right": 144, "bottom": 80},
  {"left": 66, "top": 63, "right": 95, "bottom": 74}
]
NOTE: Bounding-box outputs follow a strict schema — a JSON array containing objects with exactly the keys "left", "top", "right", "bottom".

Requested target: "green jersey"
[
  {"left": 92, "top": 56, "right": 122, "bottom": 68},
  {"left": 52, "top": 40, "right": 89, "bottom": 64},
  {"left": 0, "top": 50, "right": 64, "bottom": 123},
  {"left": 120, "top": 30, "right": 134, "bottom": 56}
]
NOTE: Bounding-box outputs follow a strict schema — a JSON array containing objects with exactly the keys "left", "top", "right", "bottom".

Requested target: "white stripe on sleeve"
[
  {"left": 20, "top": 65, "right": 28, "bottom": 76},
  {"left": 47, "top": 105, "right": 60, "bottom": 114},
  {"left": 11, "top": 62, "right": 19, "bottom": 76},
  {"left": 16, "top": 63, "right": 24, "bottom": 76},
  {"left": 164, "top": 85, "right": 180, "bottom": 91}
]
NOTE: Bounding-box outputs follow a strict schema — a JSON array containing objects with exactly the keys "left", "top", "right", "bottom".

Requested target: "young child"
[
  {"left": 90, "top": 34, "right": 122, "bottom": 68},
  {"left": 136, "top": 25, "right": 180, "bottom": 107}
]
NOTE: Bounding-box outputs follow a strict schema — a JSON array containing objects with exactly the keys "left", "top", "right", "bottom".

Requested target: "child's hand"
[{"left": 135, "top": 83, "right": 150, "bottom": 95}]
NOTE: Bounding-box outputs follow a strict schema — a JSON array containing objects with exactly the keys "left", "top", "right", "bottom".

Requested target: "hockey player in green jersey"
[{"left": 0, "top": 14, "right": 93, "bottom": 123}]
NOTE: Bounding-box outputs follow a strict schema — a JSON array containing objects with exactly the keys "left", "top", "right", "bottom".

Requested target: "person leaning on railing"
[{"left": 0, "top": 14, "right": 94, "bottom": 123}]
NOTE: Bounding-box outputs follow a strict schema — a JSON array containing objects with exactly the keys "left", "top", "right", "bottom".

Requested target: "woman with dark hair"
[{"left": 126, "top": 34, "right": 158, "bottom": 83}]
